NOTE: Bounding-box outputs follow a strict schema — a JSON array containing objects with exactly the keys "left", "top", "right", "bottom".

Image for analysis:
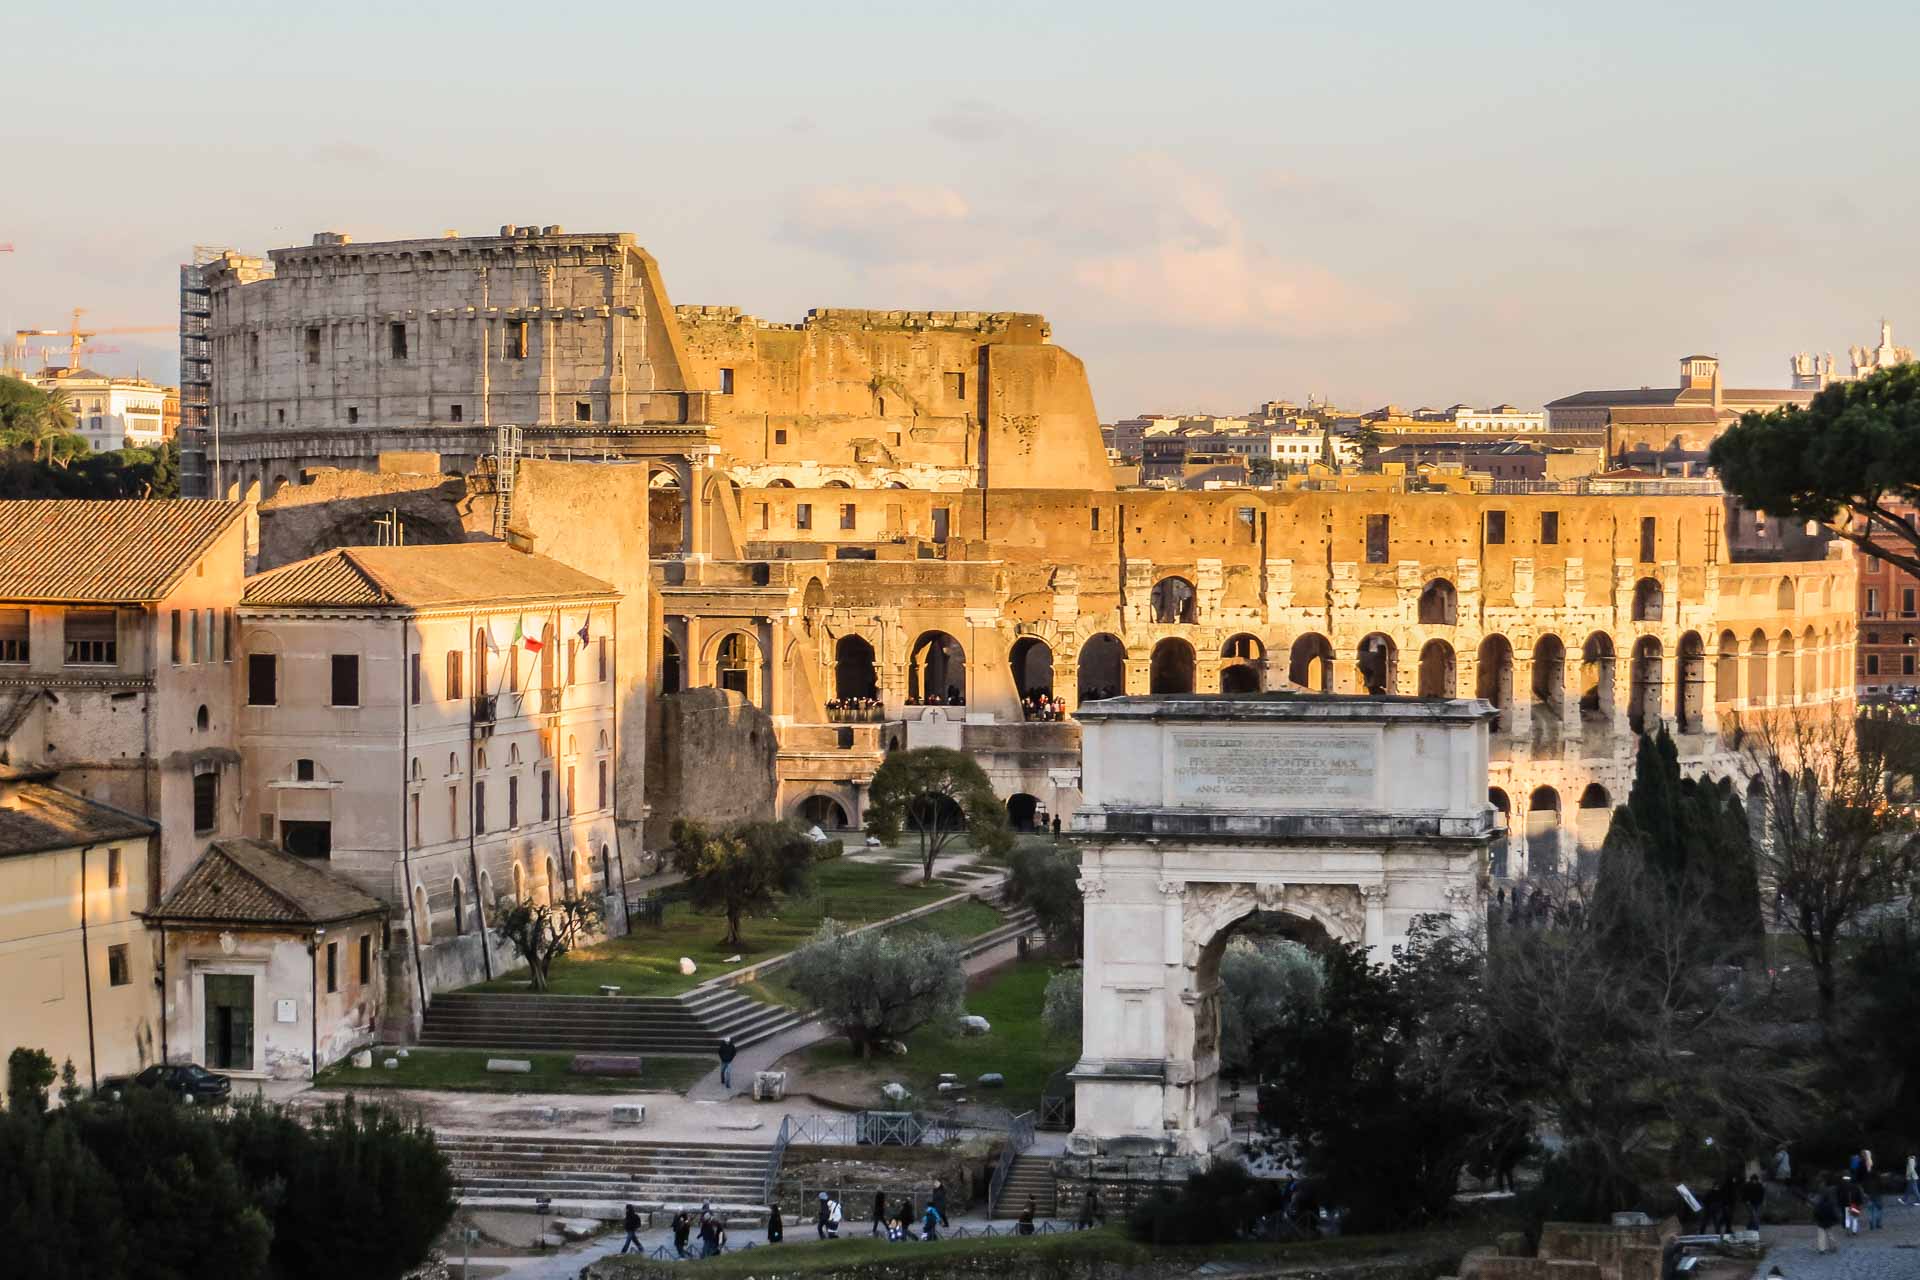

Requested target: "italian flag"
[{"left": 518, "top": 616, "right": 543, "bottom": 653}]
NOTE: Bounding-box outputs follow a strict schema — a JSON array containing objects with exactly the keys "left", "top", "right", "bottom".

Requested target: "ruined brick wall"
[{"left": 643, "top": 687, "right": 777, "bottom": 851}]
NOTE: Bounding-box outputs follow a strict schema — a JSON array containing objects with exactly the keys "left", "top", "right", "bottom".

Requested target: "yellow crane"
[{"left": 12, "top": 308, "right": 176, "bottom": 373}]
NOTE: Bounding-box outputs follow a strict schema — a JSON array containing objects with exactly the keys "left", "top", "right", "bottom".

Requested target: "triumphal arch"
[{"left": 1069, "top": 692, "right": 1493, "bottom": 1155}]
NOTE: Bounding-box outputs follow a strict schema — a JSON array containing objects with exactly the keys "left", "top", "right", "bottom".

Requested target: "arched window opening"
[
  {"left": 1531, "top": 635, "right": 1566, "bottom": 730},
  {"left": 1357, "top": 633, "right": 1397, "bottom": 696},
  {"left": 1150, "top": 577, "right": 1198, "bottom": 625},
  {"left": 716, "top": 632, "right": 757, "bottom": 698},
  {"left": 834, "top": 635, "right": 878, "bottom": 701},
  {"left": 1714, "top": 630, "right": 1739, "bottom": 707},
  {"left": 1526, "top": 787, "right": 1562, "bottom": 879},
  {"left": 1776, "top": 577, "right": 1795, "bottom": 611},
  {"left": 1010, "top": 637, "right": 1055, "bottom": 703},
  {"left": 196, "top": 704, "right": 209, "bottom": 731},
  {"left": 1477, "top": 635, "right": 1515, "bottom": 731},
  {"left": 1676, "top": 632, "right": 1706, "bottom": 732},
  {"left": 797, "top": 794, "right": 850, "bottom": 830},
  {"left": 1579, "top": 633, "right": 1615, "bottom": 723},
  {"left": 908, "top": 631, "right": 966, "bottom": 704},
  {"left": 1776, "top": 631, "right": 1797, "bottom": 704},
  {"left": 412, "top": 884, "right": 432, "bottom": 943},
  {"left": 1629, "top": 635, "right": 1663, "bottom": 734},
  {"left": 545, "top": 855, "right": 559, "bottom": 905},
  {"left": 1631, "top": 578, "right": 1663, "bottom": 623},
  {"left": 1418, "top": 578, "right": 1457, "bottom": 626},
  {"left": 1800, "top": 626, "right": 1817, "bottom": 701},
  {"left": 1747, "top": 630, "right": 1770, "bottom": 707},
  {"left": 1288, "top": 634, "right": 1334, "bottom": 692},
  {"left": 1149, "top": 638, "right": 1195, "bottom": 694},
  {"left": 1418, "top": 640, "right": 1456, "bottom": 698},
  {"left": 512, "top": 863, "right": 525, "bottom": 903},
  {"left": 1219, "top": 634, "right": 1263, "bottom": 694},
  {"left": 661, "top": 634, "right": 682, "bottom": 694},
  {"left": 1575, "top": 784, "right": 1612, "bottom": 870},
  {"left": 1077, "top": 634, "right": 1126, "bottom": 703}
]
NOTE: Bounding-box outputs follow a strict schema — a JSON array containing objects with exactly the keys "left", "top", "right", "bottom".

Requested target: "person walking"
[
  {"left": 1903, "top": 1152, "right": 1920, "bottom": 1205},
  {"left": 699, "top": 1210, "right": 721, "bottom": 1258},
  {"left": 767, "top": 1204, "right": 784, "bottom": 1244},
  {"left": 1742, "top": 1174, "right": 1764, "bottom": 1231},
  {"left": 930, "top": 1179, "right": 949, "bottom": 1228},
  {"left": 1017, "top": 1197, "right": 1037, "bottom": 1236},
  {"left": 921, "top": 1201, "right": 941, "bottom": 1241},
  {"left": 717, "top": 1036, "right": 737, "bottom": 1091},
  {"left": 1842, "top": 1176, "right": 1863, "bottom": 1234},
  {"left": 1813, "top": 1181, "right": 1839, "bottom": 1254},
  {"left": 620, "top": 1203, "right": 643, "bottom": 1254},
  {"left": 870, "top": 1189, "right": 888, "bottom": 1238},
  {"left": 1078, "top": 1187, "right": 1100, "bottom": 1231},
  {"left": 815, "top": 1192, "right": 831, "bottom": 1240},
  {"left": 671, "top": 1210, "right": 693, "bottom": 1259},
  {"left": 826, "top": 1193, "right": 843, "bottom": 1238}
]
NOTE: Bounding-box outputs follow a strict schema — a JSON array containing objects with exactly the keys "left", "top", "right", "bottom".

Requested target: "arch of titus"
[{"left": 1069, "top": 693, "right": 1494, "bottom": 1155}]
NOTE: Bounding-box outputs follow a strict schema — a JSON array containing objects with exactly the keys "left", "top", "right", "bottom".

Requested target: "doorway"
[{"left": 204, "top": 972, "right": 255, "bottom": 1071}]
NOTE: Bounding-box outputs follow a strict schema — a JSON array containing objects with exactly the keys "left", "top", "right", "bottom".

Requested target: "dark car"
[{"left": 101, "top": 1063, "right": 233, "bottom": 1105}]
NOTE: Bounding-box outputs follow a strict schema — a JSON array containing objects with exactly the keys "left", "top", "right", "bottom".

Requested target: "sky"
[{"left": 4, "top": 0, "right": 1918, "bottom": 418}]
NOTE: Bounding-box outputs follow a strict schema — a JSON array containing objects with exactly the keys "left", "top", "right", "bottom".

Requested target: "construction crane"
[{"left": 11, "top": 308, "right": 175, "bottom": 373}]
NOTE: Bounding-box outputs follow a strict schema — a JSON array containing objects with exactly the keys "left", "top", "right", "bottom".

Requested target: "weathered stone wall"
[
  {"left": 774, "top": 1145, "right": 983, "bottom": 1223},
  {"left": 643, "top": 687, "right": 777, "bottom": 850}
]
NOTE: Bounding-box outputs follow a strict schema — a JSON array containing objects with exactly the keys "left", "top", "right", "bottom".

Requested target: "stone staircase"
[
  {"left": 993, "top": 1152, "right": 1058, "bottom": 1218},
  {"left": 419, "top": 986, "right": 804, "bottom": 1056},
  {"left": 439, "top": 1133, "right": 773, "bottom": 1220}
]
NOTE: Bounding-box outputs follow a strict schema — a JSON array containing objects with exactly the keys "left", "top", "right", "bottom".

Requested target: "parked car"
[{"left": 100, "top": 1062, "right": 233, "bottom": 1105}]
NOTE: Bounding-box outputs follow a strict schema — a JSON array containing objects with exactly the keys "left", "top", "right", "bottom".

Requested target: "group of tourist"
[
  {"left": 825, "top": 696, "right": 884, "bottom": 721},
  {"left": 864, "top": 1184, "right": 949, "bottom": 1241},
  {"left": 903, "top": 688, "right": 966, "bottom": 706},
  {"left": 1021, "top": 692, "right": 1068, "bottom": 721},
  {"left": 1804, "top": 1149, "right": 1920, "bottom": 1253}
]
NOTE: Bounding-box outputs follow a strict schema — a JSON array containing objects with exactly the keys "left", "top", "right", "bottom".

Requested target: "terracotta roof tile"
[
  {"left": 152, "top": 839, "right": 386, "bottom": 926},
  {"left": 244, "top": 543, "right": 617, "bottom": 609},
  {"left": 0, "top": 500, "right": 247, "bottom": 602},
  {"left": 0, "top": 768, "right": 156, "bottom": 858}
]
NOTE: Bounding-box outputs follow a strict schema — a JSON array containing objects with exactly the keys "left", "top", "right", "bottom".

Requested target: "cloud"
[
  {"left": 307, "top": 142, "right": 385, "bottom": 168},
  {"left": 928, "top": 99, "right": 1022, "bottom": 143},
  {"left": 781, "top": 184, "right": 975, "bottom": 268}
]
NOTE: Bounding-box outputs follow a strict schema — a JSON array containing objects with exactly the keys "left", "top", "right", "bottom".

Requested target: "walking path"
[{"left": 1750, "top": 1196, "right": 1920, "bottom": 1280}]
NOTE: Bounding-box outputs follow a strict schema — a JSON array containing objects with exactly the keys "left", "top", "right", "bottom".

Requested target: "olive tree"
[
  {"left": 865, "top": 747, "right": 1012, "bottom": 882},
  {"left": 785, "top": 921, "right": 967, "bottom": 1057},
  {"left": 668, "top": 818, "right": 815, "bottom": 949},
  {"left": 491, "top": 893, "right": 604, "bottom": 992}
]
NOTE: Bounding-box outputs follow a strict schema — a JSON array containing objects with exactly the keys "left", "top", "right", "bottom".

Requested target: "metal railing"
[
  {"left": 761, "top": 1113, "right": 795, "bottom": 1205},
  {"left": 776, "top": 1109, "right": 959, "bottom": 1148},
  {"left": 986, "top": 1109, "right": 1036, "bottom": 1218}
]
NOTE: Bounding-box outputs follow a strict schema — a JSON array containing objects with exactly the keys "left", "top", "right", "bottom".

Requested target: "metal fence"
[
  {"left": 986, "top": 1109, "right": 1036, "bottom": 1218},
  {"left": 777, "top": 1109, "right": 960, "bottom": 1148}
]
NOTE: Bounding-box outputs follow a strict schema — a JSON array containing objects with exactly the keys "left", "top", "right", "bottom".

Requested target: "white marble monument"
[{"left": 1069, "top": 693, "right": 1493, "bottom": 1156}]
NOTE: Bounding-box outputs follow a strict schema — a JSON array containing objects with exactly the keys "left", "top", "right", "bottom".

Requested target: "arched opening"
[
  {"left": 1531, "top": 635, "right": 1566, "bottom": 731},
  {"left": 1288, "top": 634, "right": 1334, "bottom": 692},
  {"left": 716, "top": 631, "right": 758, "bottom": 699},
  {"left": 1189, "top": 905, "right": 1340, "bottom": 1125},
  {"left": 1580, "top": 633, "right": 1616, "bottom": 723},
  {"left": 1488, "top": 788, "right": 1511, "bottom": 878},
  {"left": 196, "top": 704, "right": 209, "bottom": 731},
  {"left": 452, "top": 878, "right": 466, "bottom": 936},
  {"left": 1150, "top": 637, "right": 1196, "bottom": 694},
  {"left": 1629, "top": 635, "right": 1663, "bottom": 734},
  {"left": 1747, "top": 630, "right": 1770, "bottom": 706},
  {"left": 1631, "top": 578, "right": 1663, "bottom": 623},
  {"left": 545, "top": 855, "right": 560, "bottom": 905},
  {"left": 1775, "top": 630, "right": 1796, "bottom": 704},
  {"left": 1418, "top": 640, "right": 1457, "bottom": 698},
  {"left": 797, "top": 794, "right": 850, "bottom": 830},
  {"left": 1010, "top": 637, "right": 1055, "bottom": 702},
  {"left": 1676, "top": 632, "right": 1706, "bottom": 732},
  {"left": 1800, "top": 626, "right": 1817, "bottom": 701},
  {"left": 906, "top": 792, "right": 965, "bottom": 833},
  {"left": 1006, "top": 793, "right": 1041, "bottom": 832},
  {"left": 1418, "top": 578, "right": 1458, "bottom": 626},
  {"left": 1150, "top": 576, "right": 1198, "bottom": 624},
  {"left": 1776, "top": 577, "right": 1795, "bottom": 611},
  {"left": 823, "top": 480, "right": 851, "bottom": 489},
  {"left": 1356, "top": 633, "right": 1397, "bottom": 696},
  {"left": 1526, "top": 787, "right": 1561, "bottom": 878},
  {"left": 1219, "top": 634, "right": 1264, "bottom": 694},
  {"left": 1576, "top": 784, "right": 1612, "bottom": 875},
  {"left": 1715, "top": 630, "right": 1739, "bottom": 708},
  {"left": 766, "top": 478, "right": 794, "bottom": 488},
  {"left": 834, "top": 634, "right": 878, "bottom": 700},
  {"left": 1077, "top": 633, "right": 1126, "bottom": 702},
  {"left": 413, "top": 884, "right": 432, "bottom": 943},
  {"left": 661, "top": 633, "right": 682, "bottom": 694},
  {"left": 909, "top": 630, "right": 966, "bottom": 704},
  {"left": 1477, "top": 634, "right": 1514, "bottom": 731}
]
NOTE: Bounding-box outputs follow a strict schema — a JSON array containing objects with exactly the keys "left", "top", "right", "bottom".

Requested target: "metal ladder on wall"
[{"left": 491, "top": 423, "right": 523, "bottom": 538}]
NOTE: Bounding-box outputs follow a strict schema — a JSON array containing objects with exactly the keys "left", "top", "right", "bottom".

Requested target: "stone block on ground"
[
  {"left": 571, "top": 1053, "right": 645, "bottom": 1076},
  {"left": 959, "top": 1015, "right": 991, "bottom": 1035},
  {"left": 486, "top": 1058, "right": 533, "bottom": 1074},
  {"left": 882, "top": 1082, "right": 911, "bottom": 1103},
  {"left": 554, "top": 1218, "right": 600, "bottom": 1242},
  {"left": 382, "top": 1057, "right": 400, "bottom": 1070},
  {"left": 611, "top": 1104, "right": 647, "bottom": 1126},
  {"left": 753, "top": 1070, "right": 788, "bottom": 1101},
  {"left": 349, "top": 1049, "right": 373, "bottom": 1068},
  {"left": 395, "top": 1047, "right": 409, "bottom": 1058},
  {"left": 881, "top": 1039, "right": 908, "bottom": 1056},
  {"left": 679, "top": 956, "right": 697, "bottom": 975},
  {"left": 938, "top": 1073, "right": 959, "bottom": 1083},
  {"left": 977, "top": 1072, "right": 1004, "bottom": 1088}
]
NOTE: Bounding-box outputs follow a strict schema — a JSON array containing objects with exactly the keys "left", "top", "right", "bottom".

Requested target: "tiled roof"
[
  {"left": 0, "top": 500, "right": 248, "bottom": 602},
  {"left": 151, "top": 839, "right": 386, "bottom": 926},
  {"left": 1545, "top": 388, "right": 1684, "bottom": 409},
  {"left": 0, "top": 765, "right": 156, "bottom": 858},
  {"left": 244, "top": 543, "right": 618, "bottom": 610},
  {"left": 1609, "top": 406, "right": 1721, "bottom": 424}
]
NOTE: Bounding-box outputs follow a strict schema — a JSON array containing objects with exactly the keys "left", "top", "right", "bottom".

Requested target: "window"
[
  {"left": 409, "top": 652, "right": 422, "bottom": 705},
  {"left": 171, "top": 610, "right": 183, "bottom": 663},
  {"left": 505, "top": 319, "right": 528, "bottom": 359},
  {"left": 574, "top": 400, "right": 592, "bottom": 423},
  {"left": 1365, "top": 514, "right": 1390, "bottom": 564},
  {"left": 448, "top": 785, "right": 458, "bottom": 839},
  {"left": 295, "top": 758, "right": 315, "bottom": 782},
  {"left": 191, "top": 610, "right": 202, "bottom": 663},
  {"left": 107, "top": 846, "right": 123, "bottom": 888},
  {"left": 1906, "top": 654, "right": 1916, "bottom": 677},
  {"left": 1541, "top": 510, "right": 1559, "bottom": 545},
  {"left": 276, "top": 408, "right": 285, "bottom": 425},
  {"left": 718, "top": 367, "right": 734, "bottom": 395},
  {"left": 409, "top": 791, "right": 420, "bottom": 847},
  {"left": 540, "top": 771, "right": 552, "bottom": 822},
  {"left": 248, "top": 332, "right": 260, "bottom": 371},
  {"left": 597, "top": 759, "right": 608, "bottom": 810},
  {"left": 1090, "top": 508, "right": 1101, "bottom": 532},
  {"left": 247, "top": 653, "right": 277, "bottom": 705},
  {"left": 222, "top": 609, "right": 232, "bottom": 661},
  {"left": 347, "top": 406, "right": 359, "bottom": 424},
  {"left": 1868, "top": 654, "right": 1881, "bottom": 675},
  {"left": 932, "top": 508, "right": 951, "bottom": 544},
  {"left": 1868, "top": 587, "right": 1882, "bottom": 616},
  {"left": 795, "top": 503, "right": 812, "bottom": 530},
  {"left": 445, "top": 650, "right": 463, "bottom": 700},
  {"left": 358, "top": 934, "right": 371, "bottom": 983},
  {"left": 1905, "top": 588, "right": 1916, "bottom": 617},
  {"left": 325, "top": 941, "right": 339, "bottom": 993},
  {"left": 330, "top": 654, "right": 359, "bottom": 706},
  {"left": 567, "top": 765, "right": 576, "bottom": 811},
  {"left": 450, "top": 403, "right": 463, "bottom": 423},
  {"left": 0, "top": 608, "right": 26, "bottom": 663},
  {"left": 839, "top": 503, "right": 856, "bottom": 530},
  {"left": 944, "top": 371, "right": 966, "bottom": 400},
  {"left": 305, "top": 327, "right": 320, "bottom": 364},
  {"left": 508, "top": 775, "right": 519, "bottom": 828},
  {"left": 1485, "top": 511, "right": 1506, "bottom": 545},
  {"left": 108, "top": 945, "right": 129, "bottom": 987},
  {"left": 475, "top": 779, "right": 487, "bottom": 833},
  {"left": 193, "top": 770, "right": 217, "bottom": 834},
  {"left": 197, "top": 704, "right": 209, "bottom": 730},
  {"left": 64, "top": 609, "right": 116, "bottom": 665},
  {"left": 773, "top": 429, "right": 788, "bottom": 445},
  {"left": 598, "top": 636, "right": 609, "bottom": 682},
  {"left": 1639, "top": 516, "right": 1656, "bottom": 562},
  {"left": 756, "top": 502, "right": 769, "bottom": 530}
]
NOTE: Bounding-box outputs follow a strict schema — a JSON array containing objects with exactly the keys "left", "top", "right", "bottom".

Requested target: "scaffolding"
[
  {"left": 490, "top": 422, "right": 523, "bottom": 538},
  {"left": 177, "top": 246, "right": 226, "bottom": 498}
]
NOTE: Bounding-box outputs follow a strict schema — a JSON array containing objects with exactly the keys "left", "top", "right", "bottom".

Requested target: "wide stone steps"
[
  {"left": 439, "top": 1135, "right": 771, "bottom": 1217},
  {"left": 994, "top": 1153, "right": 1058, "bottom": 1218},
  {"left": 418, "top": 987, "right": 805, "bottom": 1055}
]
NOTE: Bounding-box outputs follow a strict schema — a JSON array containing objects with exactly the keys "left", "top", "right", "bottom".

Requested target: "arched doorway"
[
  {"left": 1489, "top": 788, "right": 1511, "bottom": 878},
  {"left": 1078, "top": 633, "right": 1126, "bottom": 702},
  {"left": 1526, "top": 786, "right": 1561, "bottom": 878},
  {"left": 1676, "top": 632, "right": 1705, "bottom": 732},
  {"left": 1631, "top": 578, "right": 1663, "bottom": 622},
  {"left": 1288, "top": 634, "right": 1333, "bottom": 692},
  {"left": 1715, "top": 630, "right": 1739, "bottom": 710},
  {"left": 660, "top": 634, "right": 682, "bottom": 694},
  {"left": 1628, "top": 636, "right": 1662, "bottom": 734},
  {"left": 797, "top": 794, "right": 850, "bottom": 830},
  {"left": 1531, "top": 635, "right": 1566, "bottom": 735},
  {"left": 1477, "top": 635, "right": 1514, "bottom": 731},
  {"left": 1150, "top": 637, "right": 1196, "bottom": 694},
  {"left": 716, "top": 632, "right": 758, "bottom": 699},
  {"left": 1418, "top": 578, "right": 1458, "bottom": 626},
  {"left": 1418, "top": 640, "right": 1457, "bottom": 698},
  {"left": 1151, "top": 576, "right": 1198, "bottom": 624},
  {"left": 1775, "top": 630, "right": 1796, "bottom": 703},
  {"left": 1357, "top": 633, "right": 1397, "bottom": 696},
  {"left": 1575, "top": 783, "right": 1611, "bottom": 874},
  {"left": 1747, "top": 630, "right": 1770, "bottom": 706},
  {"left": 1580, "top": 633, "right": 1615, "bottom": 726},
  {"left": 1219, "top": 634, "right": 1263, "bottom": 693},
  {"left": 909, "top": 630, "right": 966, "bottom": 704},
  {"left": 1006, "top": 793, "right": 1041, "bottom": 832},
  {"left": 834, "top": 634, "right": 878, "bottom": 700},
  {"left": 1010, "top": 637, "right": 1055, "bottom": 701},
  {"left": 906, "top": 792, "right": 965, "bottom": 833}
]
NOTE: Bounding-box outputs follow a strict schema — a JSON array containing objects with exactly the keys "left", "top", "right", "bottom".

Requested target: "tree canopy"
[
  {"left": 0, "top": 376, "right": 179, "bottom": 498},
  {"left": 864, "top": 746, "right": 1012, "bottom": 881},
  {"left": 490, "top": 892, "right": 604, "bottom": 991},
  {"left": 667, "top": 818, "right": 815, "bottom": 948},
  {"left": 1710, "top": 363, "right": 1920, "bottom": 576},
  {"left": 784, "top": 920, "right": 966, "bottom": 1058}
]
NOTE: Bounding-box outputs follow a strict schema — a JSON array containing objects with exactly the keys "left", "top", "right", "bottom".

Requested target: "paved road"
[{"left": 1753, "top": 1194, "right": 1920, "bottom": 1279}]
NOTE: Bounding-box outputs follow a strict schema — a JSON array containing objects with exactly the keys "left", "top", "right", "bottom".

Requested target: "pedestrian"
[
  {"left": 1078, "top": 1187, "right": 1100, "bottom": 1231},
  {"left": 1017, "top": 1197, "right": 1037, "bottom": 1235},
  {"left": 672, "top": 1210, "right": 693, "bottom": 1259},
  {"left": 717, "top": 1036, "right": 737, "bottom": 1091},
  {"left": 1813, "top": 1181, "right": 1839, "bottom": 1254},
  {"left": 930, "top": 1179, "right": 949, "bottom": 1227},
  {"left": 699, "top": 1210, "right": 721, "bottom": 1258},
  {"left": 921, "top": 1201, "right": 941, "bottom": 1241},
  {"left": 1772, "top": 1145, "right": 1792, "bottom": 1184},
  {"left": 871, "top": 1189, "right": 888, "bottom": 1237},
  {"left": 897, "top": 1195, "right": 915, "bottom": 1234},
  {"left": 1867, "top": 1181, "right": 1884, "bottom": 1231},
  {"left": 767, "top": 1204, "right": 784, "bottom": 1244},
  {"left": 816, "top": 1192, "right": 831, "bottom": 1240},
  {"left": 827, "top": 1193, "right": 843, "bottom": 1238},
  {"left": 1904, "top": 1152, "right": 1920, "bottom": 1205},
  {"left": 621, "top": 1203, "right": 643, "bottom": 1254},
  {"left": 1051, "top": 815, "right": 1062, "bottom": 838},
  {"left": 1842, "top": 1176, "right": 1863, "bottom": 1234},
  {"left": 714, "top": 1220, "right": 728, "bottom": 1255}
]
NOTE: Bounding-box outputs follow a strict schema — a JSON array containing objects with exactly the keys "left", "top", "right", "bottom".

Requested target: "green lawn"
[
  {"left": 314, "top": 1048, "right": 710, "bottom": 1095},
  {"left": 798, "top": 956, "right": 1073, "bottom": 1111},
  {"left": 741, "top": 898, "right": 1009, "bottom": 1014},
  {"left": 465, "top": 859, "right": 982, "bottom": 997}
]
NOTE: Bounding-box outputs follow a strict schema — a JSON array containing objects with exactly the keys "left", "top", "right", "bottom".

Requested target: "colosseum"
[{"left": 220, "top": 226, "right": 1854, "bottom": 886}]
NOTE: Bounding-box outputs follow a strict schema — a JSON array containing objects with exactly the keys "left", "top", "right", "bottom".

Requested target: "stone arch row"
[
  {"left": 1485, "top": 782, "right": 1615, "bottom": 880},
  {"left": 407, "top": 839, "right": 617, "bottom": 945}
]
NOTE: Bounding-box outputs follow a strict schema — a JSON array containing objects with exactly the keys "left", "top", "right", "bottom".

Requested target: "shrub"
[
  {"left": 1042, "top": 968, "right": 1082, "bottom": 1039},
  {"left": 5, "top": 1046, "right": 55, "bottom": 1114},
  {"left": 812, "top": 838, "right": 846, "bottom": 863},
  {"left": 787, "top": 920, "right": 966, "bottom": 1056},
  {"left": 1125, "top": 1161, "right": 1287, "bottom": 1244}
]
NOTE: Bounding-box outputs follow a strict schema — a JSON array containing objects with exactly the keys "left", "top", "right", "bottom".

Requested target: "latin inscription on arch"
[{"left": 1165, "top": 728, "right": 1377, "bottom": 810}]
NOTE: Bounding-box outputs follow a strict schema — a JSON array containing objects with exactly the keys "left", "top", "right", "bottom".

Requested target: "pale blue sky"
[{"left": 5, "top": 0, "right": 1916, "bottom": 415}]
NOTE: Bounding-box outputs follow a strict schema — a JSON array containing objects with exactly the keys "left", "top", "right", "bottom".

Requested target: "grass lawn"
[
  {"left": 794, "top": 956, "right": 1073, "bottom": 1111},
  {"left": 313, "top": 1048, "right": 710, "bottom": 1095},
  {"left": 464, "top": 858, "right": 980, "bottom": 997},
  {"left": 741, "top": 898, "right": 1009, "bottom": 1014}
]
